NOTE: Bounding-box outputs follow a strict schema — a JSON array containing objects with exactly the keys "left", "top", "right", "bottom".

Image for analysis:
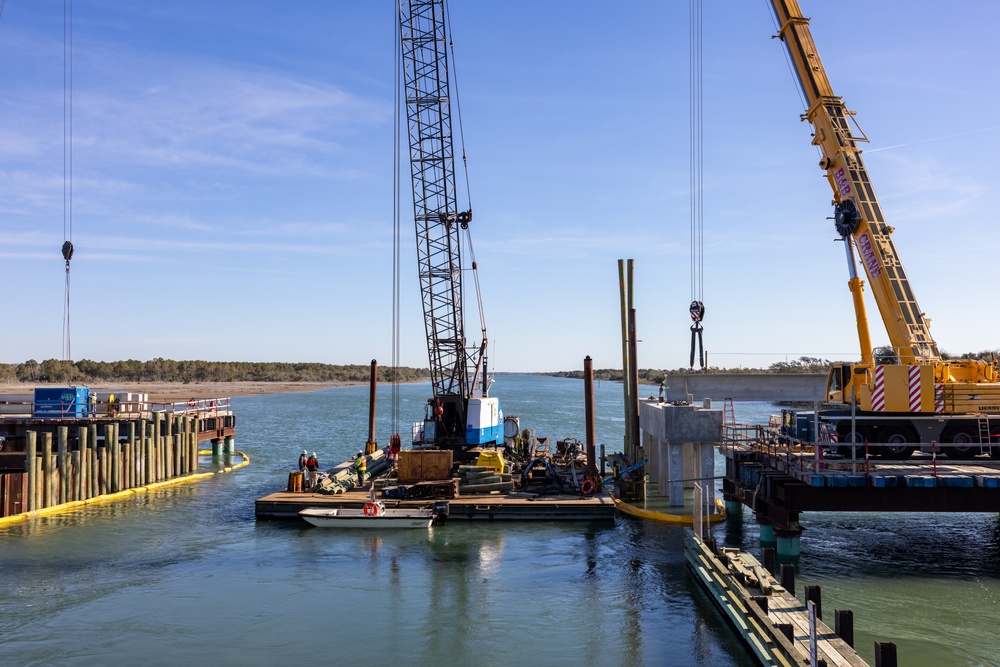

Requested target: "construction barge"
[{"left": 255, "top": 444, "right": 616, "bottom": 523}]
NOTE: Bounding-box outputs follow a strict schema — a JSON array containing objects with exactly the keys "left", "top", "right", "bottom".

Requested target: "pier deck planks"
[{"left": 687, "top": 536, "right": 870, "bottom": 667}]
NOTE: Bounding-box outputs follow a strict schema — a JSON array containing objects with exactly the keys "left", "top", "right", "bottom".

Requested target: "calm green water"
[{"left": 1, "top": 375, "right": 998, "bottom": 666}]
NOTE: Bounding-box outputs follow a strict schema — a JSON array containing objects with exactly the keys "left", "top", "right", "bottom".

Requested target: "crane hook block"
[
  {"left": 833, "top": 199, "right": 861, "bottom": 238},
  {"left": 689, "top": 300, "right": 705, "bottom": 323},
  {"left": 61, "top": 241, "right": 74, "bottom": 262}
]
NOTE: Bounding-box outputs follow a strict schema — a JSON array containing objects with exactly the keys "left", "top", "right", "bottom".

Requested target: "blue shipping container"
[{"left": 33, "top": 387, "right": 91, "bottom": 418}]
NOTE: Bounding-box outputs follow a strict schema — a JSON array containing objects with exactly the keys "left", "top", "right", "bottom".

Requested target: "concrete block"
[
  {"left": 938, "top": 475, "right": 973, "bottom": 488},
  {"left": 639, "top": 401, "right": 722, "bottom": 444}
]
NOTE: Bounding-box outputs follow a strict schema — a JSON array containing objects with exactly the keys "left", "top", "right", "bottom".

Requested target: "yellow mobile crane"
[{"left": 770, "top": 0, "right": 1000, "bottom": 459}]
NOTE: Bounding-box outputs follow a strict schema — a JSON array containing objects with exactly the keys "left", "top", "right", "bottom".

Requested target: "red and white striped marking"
[
  {"left": 935, "top": 383, "right": 944, "bottom": 413},
  {"left": 908, "top": 365, "right": 922, "bottom": 412},
  {"left": 871, "top": 365, "right": 886, "bottom": 411}
]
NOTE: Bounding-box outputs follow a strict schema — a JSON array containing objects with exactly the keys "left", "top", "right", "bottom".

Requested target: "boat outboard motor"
[{"left": 432, "top": 501, "right": 450, "bottom": 525}]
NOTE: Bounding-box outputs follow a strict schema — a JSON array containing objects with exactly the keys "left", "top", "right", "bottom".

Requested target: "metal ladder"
[
  {"left": 979, "top": 415, "right": 992, "bottom": 445},
  {"left": 723, "top": 398, "right": 736, "bottom": 426}
]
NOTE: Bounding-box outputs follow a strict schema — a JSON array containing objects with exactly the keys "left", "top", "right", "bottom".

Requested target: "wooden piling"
[
  {"left": 780, "top": 563, "right": 795, "bottom": 596},
  {"left": 58, "top": 427, "right": 69, "bottom": 504},
  {"left": 88, "top": 424, "right": 98, "bottom": 498},
  {"left": 144, "top": 422, "right": 153, "bottom": 484},
  {"left": 805, "top": 584, "right": 822, "bottom": 619},
  {"left": 763, "top": 547, "right": 776, "bottom": 575},
  {"left": 25, "top": 431, "right": 36, "bottom": 511},
  {"left": 78, "top": 426, "right": 88, "bottom": 501},
  {"left": 874, "top": 641, "right": 897, "bottom": 667},
  {"left": 70, "top": 451, "right": 80, "bottom": 502},
  {"left": 835, "top": 609, "right": 854, "bottom": 648},
  {"left": 42, "top": 432, "right": 53, "bottom": 508},
  {"left": 107, "top": 425, "right": 118, "bottom": 493}
]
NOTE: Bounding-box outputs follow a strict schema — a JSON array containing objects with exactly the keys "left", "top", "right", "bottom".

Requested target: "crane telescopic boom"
[{"left": 768, "top": 0, "right": 1000, "bottom": 459}]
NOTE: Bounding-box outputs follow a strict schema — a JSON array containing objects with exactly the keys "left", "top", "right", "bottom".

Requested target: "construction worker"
[
  {"left": 354, "top": 451, "right": 366, "bottom": 489},
  {"left": 87, "top": 392, "right": 96, "bottom": 417},
  {"left": 108, "top": 393, "right": 117, "bottom": 418},
  {"left": 297, "top": 449, "right": 308, "bottom": 489},
  {"left": 305, "top": 452, "right": 319, "bottom": 490}
]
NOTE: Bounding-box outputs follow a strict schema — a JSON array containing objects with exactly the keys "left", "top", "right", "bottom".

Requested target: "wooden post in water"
[
  {"left": 25, "top": 431, "right": 36, "bottom": 511},
  {"left": 627, "top": 308, "right": 640, "bottom": 467},
  {"left": 780, "top": 563, "right": 795, "bottom": 596},
  {"left": 88, "top": 423, "right": 99, "bottom": 498},
  {"left": 42, "top": 432, "right": 53, "bottom": 508},
  {"left": 78, "top": 426, "right": 88, "bottom": 501},
  {"left": 70, "top": 451, "right": 80, "bottom": 502},
  {"left": 109, "top": 424, "right": 120, "bottom": 493},
  {"left": 58, "top": 426, "right": 69, "bottom": 504},
  {"left": 365, "top": 359, "right": 378, "bottom": 455},
  {"left": 618, "top": 259, "right": 632, "bottom": 459},
  {"left": 190, "top": 417, "right": 198, "bottom": 473},
  {"left": 153, "top": 412, "right": 161, "bottom": 481},
  {"left": 874, "top": 641, "right": 897, "bottom": 667},
  {"left": 584, "top": 356, "right": 597, "bottom": 477},
  {"left": 144, "top": 423, "right": 154, "bottom": 484},
  {"left": 805, "top": 584, "right": 822, "bottom": 619},
  {"left": 835, "top": 609, "right": 854, "bottom": 648},
  {"left": 126, "top": 420, "right": 135, "bottom": 488}
]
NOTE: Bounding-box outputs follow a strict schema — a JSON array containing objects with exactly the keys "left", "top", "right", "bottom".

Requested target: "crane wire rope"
[
  {"left": 688, "top": 0, "right": 706, "bottom": 369},
  {"left": 62, "top": 0, "right": 75, "bottom": 361},
  {"left": 444, "top": 1, "right": 489, "bottom": 393},
  {"left": 390, "top": 1, "right": 403, "bottom": 440}
]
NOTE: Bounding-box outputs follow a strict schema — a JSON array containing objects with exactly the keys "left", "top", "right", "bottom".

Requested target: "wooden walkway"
[{"left": 685, "top": 532, "right": 869, "bottom": 667}]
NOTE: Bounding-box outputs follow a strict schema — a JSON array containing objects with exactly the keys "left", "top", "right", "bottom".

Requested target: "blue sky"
[{"left": 1, "top": 1, "right": 998, "bottom": 372}]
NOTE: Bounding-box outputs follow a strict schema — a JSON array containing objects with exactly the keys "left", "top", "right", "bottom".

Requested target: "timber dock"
[
  {"left": 0, "top": 396, "right": 236, "bottom": 519},
  {"left": 685, "top": 529, "right": 881, "bottom": 667}
]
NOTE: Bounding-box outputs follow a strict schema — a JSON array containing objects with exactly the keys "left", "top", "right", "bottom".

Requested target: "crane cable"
[
  {"left": 61, "top": 0, "right": 75, "bottom": 361},
  {"left": 390, "top": 1, "right": 403, "bottom": 441},
  {"left": 688, "top": 0, "right": 705, "bottom": 369}
]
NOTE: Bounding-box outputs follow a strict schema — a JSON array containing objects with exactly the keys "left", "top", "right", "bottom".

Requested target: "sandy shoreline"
[{"left": 0, "top": 381, "right": 357, "bottom": 402}]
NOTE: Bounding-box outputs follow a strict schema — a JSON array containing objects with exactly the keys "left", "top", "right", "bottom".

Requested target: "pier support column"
[
  {"left": 725, "top": 499, "right": 742, "bottom": 515},
  {"left": 775, "top": 529, "right": 801, "bottom": 559},
  {"left": 667, "top": 441, "right": 684, "bottom": 506},
  {"left": 759, "top": 523, "right": 776, "bottom": 546},
  {"left": 699, "top": 442, "right": 715, "bottom": 509},
  {"left": 223, "top": 436, "right": 235, "bottom": 456},
  {"left": 211, "top": 438, "right": 222, "bottom": 457}
]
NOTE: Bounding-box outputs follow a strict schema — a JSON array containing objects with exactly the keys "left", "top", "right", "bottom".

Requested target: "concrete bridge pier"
[
  {"left": 223, "top": 436, "right": 235, "bottom": 456},
  {"left": 211, "top": 438, "right": 223, "bottom": 457},
  {"left": 640, "top": 400, "right": 722, "bottom": 508}
]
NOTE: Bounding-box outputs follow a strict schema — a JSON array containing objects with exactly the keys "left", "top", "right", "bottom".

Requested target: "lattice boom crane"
[{"left": 399, "top": 0, "right": 501, "bottom": 451}]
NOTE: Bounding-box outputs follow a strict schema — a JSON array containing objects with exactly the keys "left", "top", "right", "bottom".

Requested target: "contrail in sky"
[{"left": 866, "top": 125, "right": 1000, "bottom": 153}]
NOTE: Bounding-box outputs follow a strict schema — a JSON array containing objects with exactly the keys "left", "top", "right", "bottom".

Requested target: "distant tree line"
[
  {"left": 548, "top": 350, "right": 1000, "bottom": 382},
  {"left": 0, "top": 359, "right": 430, "bottom": 385}
]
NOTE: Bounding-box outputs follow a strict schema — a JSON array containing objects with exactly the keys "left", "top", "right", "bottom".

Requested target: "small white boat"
[{"left": 299, "top": 501, "right": 435, "bottom": 529}]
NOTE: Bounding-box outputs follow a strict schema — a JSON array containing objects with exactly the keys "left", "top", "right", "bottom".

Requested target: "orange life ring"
[
  {"left": 580, "top": 479, "right": 595, "bottom": 495},
  {"left": 363, "top": 502, "right": 379, "bottom": 517}
]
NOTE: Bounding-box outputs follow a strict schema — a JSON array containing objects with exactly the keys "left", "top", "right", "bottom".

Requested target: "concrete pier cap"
[{"left": 639, "top": 400, "right": 723, "bottom": 444}]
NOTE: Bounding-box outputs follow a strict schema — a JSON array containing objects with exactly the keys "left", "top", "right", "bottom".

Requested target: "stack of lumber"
[{"left": 457, "top": 465, "right": 514, "bottom": 494}]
